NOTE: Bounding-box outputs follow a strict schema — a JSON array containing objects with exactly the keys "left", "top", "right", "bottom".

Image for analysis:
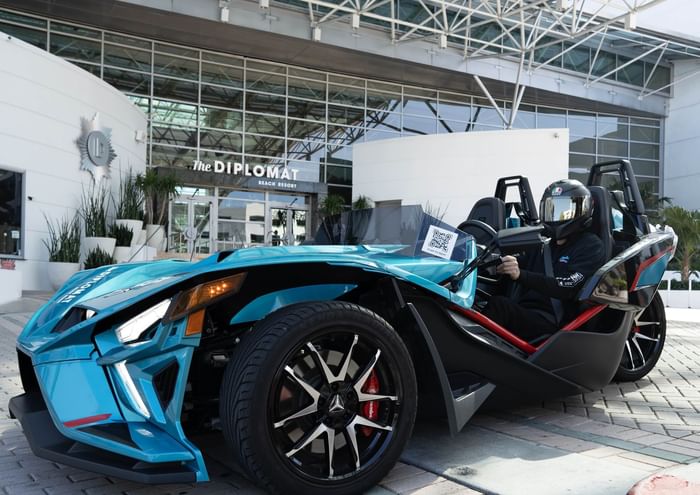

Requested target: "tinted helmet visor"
[{"left": 541, "top": 195, "right": 591, "bottom": 223}]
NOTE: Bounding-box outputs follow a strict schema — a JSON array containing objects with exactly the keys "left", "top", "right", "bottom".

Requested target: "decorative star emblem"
[{"left": 76, "top": 113, "right": 117, "bottom": 183}]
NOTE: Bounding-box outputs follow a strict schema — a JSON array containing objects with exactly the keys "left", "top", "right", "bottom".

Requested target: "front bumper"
[{"left": 9, "top": 392, "right": 197, "bottom": 484}]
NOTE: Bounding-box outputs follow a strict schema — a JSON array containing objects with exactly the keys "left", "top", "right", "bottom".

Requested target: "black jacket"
[{"left": 517, "top": 231, "right": 606, "bottom": 325}]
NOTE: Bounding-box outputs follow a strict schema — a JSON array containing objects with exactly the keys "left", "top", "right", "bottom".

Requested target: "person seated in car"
[{"left": 483, "top": 179, "right": 606, "bottom": 342}]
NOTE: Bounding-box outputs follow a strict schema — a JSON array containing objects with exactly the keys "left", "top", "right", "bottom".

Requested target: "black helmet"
[{"left": 540, "top": 179, "right": 593, "bottom": 241}]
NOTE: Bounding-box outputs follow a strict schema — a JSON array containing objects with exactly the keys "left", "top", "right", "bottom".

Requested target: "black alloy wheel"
[
  {"left": 220, "top": 301, "right": 417, "bottom": 495},
  {"left": 614, "top": 292, "right": 666, "bottom": 382}
]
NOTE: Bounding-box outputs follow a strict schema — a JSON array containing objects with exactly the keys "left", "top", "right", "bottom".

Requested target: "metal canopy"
[{"left": 247, "top": 0, "right": 700, "bottom": 125}]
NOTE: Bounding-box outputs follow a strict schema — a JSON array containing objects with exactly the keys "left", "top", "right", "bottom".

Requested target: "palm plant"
[
  {"left": 43, "top": 214, "right": 80, "bottom": 263},
  {"left": 137, "top": 169, "right": 181, "bottom": 225},
  {"left": 352, "top": 195, "right": 373, "bottom": 210},
  {"left": 662, "top": 206, "right": 700, "bottom": 282},
  {"left": 319, "top": 194, "right": 346, "bottom": 217}
]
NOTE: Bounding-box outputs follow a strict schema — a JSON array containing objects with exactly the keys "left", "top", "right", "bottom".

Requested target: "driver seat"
[
  {"left": 588, "top": 186, "right": 613, "bottom": 262},
  {"left": 461, "top": 198, "right": 506, "bottom": 245}
]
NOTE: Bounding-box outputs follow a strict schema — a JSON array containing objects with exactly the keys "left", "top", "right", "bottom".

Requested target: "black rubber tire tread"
[
  {"left": 219, "top": 301, "right": 417, "bottom": 495},
  {"left": 613, "top": 293, "right": 666, "bottom": 382}
]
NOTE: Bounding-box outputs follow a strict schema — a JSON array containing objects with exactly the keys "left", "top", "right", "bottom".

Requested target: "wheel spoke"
[
  {"left": 351, "top": 414, "right": 393, "bottom": 432},
  {"left": 625, "top": 340, "right": 636, "bottom": 369},
  {"left": 631, "top": 336, "right": 647, "bottom": 366},
  {"left": 358, "top": 393, "right": 398, "bottom": 403},
  {"left": 353, "top": 349, "right": 381, "bottom": 399},
  {"left": 636, "top": 320, "right": 660, "bottom": 327},
  {"left": 284, "top": 365, "right": 321, "bottom": 402},
  {"left": 306, "top": 335, "right": 359, "bottom": 385},
  {"left": 274, "top": 402, "right": 318, "bottom": 429},
  {"left": 326, "top": 428, "right": 336, "bottom": 478},
  {"left": 635, "top": 333, "right": 660, "bottom": 343},
  {"left": 306, "top": 343, "right": 336, "bottom": 385},
  {"left": 336, "top": 334, "right": 358, "bottom": 383},
  {"left": 344, "top": 423, "right": 361, "bottom": 471},
  {"left": 285, "top": 422, "right": 332, "bottom": 459}
]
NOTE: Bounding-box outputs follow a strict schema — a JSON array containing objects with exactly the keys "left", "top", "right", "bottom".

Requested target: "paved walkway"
[{"left": 0, "top": 295, "right": 698, "bottom": 494}]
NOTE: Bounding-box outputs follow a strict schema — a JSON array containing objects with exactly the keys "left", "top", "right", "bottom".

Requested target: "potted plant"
[
  {"left": 114, "top": 168, "right": 144, "bottom": 247},
  {"left": 110, "top": 223, "right": 133, "bottom": 263},
  {"left": 43, "top": 214, "right": 81, "bottom": 290},
  {"left": 83, "top": 247, "right": 116, "bottom": 270},
  {"left": 81, "top": 185, "right": 115, "bottom": 258},
  {"left": 137, "top": 169, "right": 180, "bottom": 250}
]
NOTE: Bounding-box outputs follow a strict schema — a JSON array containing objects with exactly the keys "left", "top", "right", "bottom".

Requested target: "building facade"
[{"left": 0, "top": 0, "right": 696, "bottom": 257}]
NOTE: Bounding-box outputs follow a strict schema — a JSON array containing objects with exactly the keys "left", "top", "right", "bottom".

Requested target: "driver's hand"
[{"left": 497, "top": 255, "right": 520, "bottom": 280}]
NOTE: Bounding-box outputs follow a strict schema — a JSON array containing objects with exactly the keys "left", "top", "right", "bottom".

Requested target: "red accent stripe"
[
  {"left": 630, "top": 245, "right": 674, "bottom": 291},
  {"left": 454, "top": 307, "right": 537, "bottom": 354},
  {"left": 63, "top": 413, "right": 111, "bottom": 428},
  {"left": 559, "top": 305, "right": 607, "bottom": 332}
]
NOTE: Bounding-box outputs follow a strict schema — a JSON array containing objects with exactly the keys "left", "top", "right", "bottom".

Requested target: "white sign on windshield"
[{"left": 421, "top": 225, "right": 458, "bottom": 260}]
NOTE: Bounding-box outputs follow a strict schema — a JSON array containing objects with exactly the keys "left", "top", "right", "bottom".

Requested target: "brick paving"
[{"left": 1, "top": 298, "right": 698, "bottom": 494}]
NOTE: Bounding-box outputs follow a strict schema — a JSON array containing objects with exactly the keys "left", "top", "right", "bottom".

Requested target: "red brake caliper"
[{"left": 360, "top": 369, "right": 380, "bottom": 437}]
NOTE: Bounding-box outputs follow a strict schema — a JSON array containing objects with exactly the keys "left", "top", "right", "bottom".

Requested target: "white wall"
[
  {"left": 352, "top": 129, "right": 569, "bottom": 227},
  {"left": 664, "top": 59, "right": 700, "bottom": 211},
  {"left": 0, "top": 33, "right": 147, "bottom": 291}
]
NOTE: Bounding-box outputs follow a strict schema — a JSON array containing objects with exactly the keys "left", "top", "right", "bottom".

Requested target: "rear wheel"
[
  {"left": 613, "top": 293, "right": 666, "bottom": 382},
  {"left": 220, "top": 301, "right": 417, "bottom": 495}
]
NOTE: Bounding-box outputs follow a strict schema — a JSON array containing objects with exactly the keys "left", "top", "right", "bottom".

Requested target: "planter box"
[{"left": 0, "top": 269, "right": 22, "bottom": 304}]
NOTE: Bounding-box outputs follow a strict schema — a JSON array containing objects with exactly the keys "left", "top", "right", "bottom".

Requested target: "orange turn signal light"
[
  {"left": 185, "top": 309, "right": 206, "bottom": 336},
  {"left": 168, "top": 273, "right": 246, "bottom": 321}
]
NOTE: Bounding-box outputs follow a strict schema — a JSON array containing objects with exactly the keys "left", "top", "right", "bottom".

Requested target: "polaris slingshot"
[{"left": 10, "top": 160, "right": 676, "bottom": 494}]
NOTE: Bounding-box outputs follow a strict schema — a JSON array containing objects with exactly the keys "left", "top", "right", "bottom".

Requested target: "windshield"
[{"left": 312, "top": 205, "right": 472, "bottom": 262}]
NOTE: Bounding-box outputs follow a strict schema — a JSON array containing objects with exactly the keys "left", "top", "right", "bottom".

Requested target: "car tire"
[
  {"left": 219, "top": 301, "right": 417, "bottom": 495},
  {"left": 613, "top": 293, "right": 666, "bottom": 382}
]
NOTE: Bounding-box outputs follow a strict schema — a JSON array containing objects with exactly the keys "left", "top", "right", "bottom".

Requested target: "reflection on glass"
[
  {"left": 218, "top": 199, "right": 265, "bottom": 221},
  {"left": 103, "top": 67, "right": 151, "bottom": 95},
  {"left": 153, "top": 76, "right": 198, "bottom": 102},
  {"left": 152, "top": 125, "right": 197, "bottom": 147},
  {"left": 201, "top": 62, "right": 243, "bottom": 88},
  {"left": 200, "top": 130, "right": 242, "bottom": 152},
  {"left": 246, "top": 70, "right": 286, "bottom": 94},
  {"left": 201, "top": 84, "right": 243, "bottom": 108},
  {"left": 104, "top": 43, "right": 151, "bottom": 72},
  {"left": 199, "top": 106, "right": 242, "bottom": 131},
  {"left": 50, "top": 34, "right": 100, "bottom": 62}
]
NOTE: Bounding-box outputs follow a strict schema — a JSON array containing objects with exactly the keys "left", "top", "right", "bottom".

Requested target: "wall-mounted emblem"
[{"left": 76, "top": 113, "right": 117, "bottom": 182}]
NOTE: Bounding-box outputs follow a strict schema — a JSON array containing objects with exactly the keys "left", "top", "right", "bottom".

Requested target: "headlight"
[
  {"left": 115, "top": 299, "right": 170, "bottom": 345},
  {"left": 167, "top": 273, "right": 245, "bottom": 321}
]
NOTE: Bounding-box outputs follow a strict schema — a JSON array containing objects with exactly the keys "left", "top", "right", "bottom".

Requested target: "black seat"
[
  {"left": 460, "top": 197, "right": 506, "bottom": 246},
  {"left": 467, "top": 197, "right": 506, "bottom": 231},
  {"left": 588, "top": 186, "right": 613, "bottom": 261}
]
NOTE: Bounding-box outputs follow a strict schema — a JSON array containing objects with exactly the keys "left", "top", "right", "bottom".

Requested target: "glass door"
[
  {"left": 169, "top": 198, "right": 214, "bottom": 255},
  {"left": 268, "top": 206, "right": 308, "bottom": 246}
]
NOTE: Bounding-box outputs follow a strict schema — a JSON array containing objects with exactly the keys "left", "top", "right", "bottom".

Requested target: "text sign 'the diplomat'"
[{"left": 193, "top": 160, "right": 299, "bottom": 181}]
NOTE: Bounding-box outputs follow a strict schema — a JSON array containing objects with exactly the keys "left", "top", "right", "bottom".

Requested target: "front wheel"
[
  {"left": 613, "top": 292, "right": 666, "bottom": 382},
  {"left": 220, "top": 301, "right": 417, "bottom": 495}
]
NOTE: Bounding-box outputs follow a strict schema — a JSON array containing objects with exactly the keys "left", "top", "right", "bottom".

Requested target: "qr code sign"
[{"left": 421, "top": 225, "right": 458, "bottom": 259}]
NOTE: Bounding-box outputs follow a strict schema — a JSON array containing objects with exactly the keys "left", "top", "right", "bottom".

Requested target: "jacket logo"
[{"left": 559, "top": 255, "right": 570, "bottom": 263}]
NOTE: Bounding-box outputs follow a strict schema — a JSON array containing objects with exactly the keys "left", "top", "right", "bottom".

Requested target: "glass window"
[
  {"left": 438, "top": 120, "right": 470, "bottom": 133},
  {"left": 287, "top": 119, "right": 325, "bottom": 140},
  {"left": 245, "top": 134, "right": 285, "bottom": 157},
  {"left": 246, "top": 70, "right": 286, "bottom": 95},
  {"left": 153, "top": 76, "right": 198, "bottom": 102},
  {"left": 219, "top": 189, "right": 265, "bottom": 201},
  {"left": 246, "top": 113, "right": 286, "bottom": 136},
  {"left": 537, "top": 107, "right": 566, "bottom": 128},
  {"left": 217, "top": 221, "right": 264, "bottom": 246},
  {"left": 591, "top": 51, "right": 616, "bottom": 79},
  {"left": 438, "top": 100, "right": 471, "bottom": 122},
  {"left": 104, "top": 32, "right": 151, "bottom": 49},
  {"left": 472, "top": 105, "right": 503, "bottom": 127},
  {"left": 0, "top": 169, "right": 22, "bottom": 256},
  {"left": 152, "top": 125, "right": 197, "bottom": 147},
  {"left": 151, "top": 145, "right": 197, "bottom": 168},
  {"left": 327, "top": 125, "right": 360, "bottom": 146},
  {"left": 597, "top": 139, "right": 628, "bottom": 157},
  {"left": 569, "top": 153, "right": 596, "bottom": 174},
  {"left": 563, "top": 43, "right": 590, "bottom": 73},
  {"left": 245, "top": 91, "right": 285, "bottom": 115},
  {"left": 326, "top": 165, "right": 352, "bottom": 186},
  {"left": 328, "top": 105, "right": 365, "bottom": 126},
  {"left": 630, "top": 125, "right": 660, "bottom": 143},
  {"left": 647, "top": 65, "right": 671, "bottom": 92},
  {"left": 201, "top": 84, "right": 243, "bottom": 108},
  {"left": 155, "top": 42, "right": 198, "bottom": 59},
  {"left": 631, "top": 160, "right": 659, "bottom": 177},
  {"left": 617, "top": 56, "right": 645, "bottom": 86},
  {"left": 403, "top": 114, "right": 436, "bottom": 135},
  {"left": 247, "top": 59, "right": 286, "bottom": 73},
  {"left": 154, "top": 53, "right": 199, "bottom": 80},
  {"left": 201, "top": 62, "right": 243, "bottom": 88},
  {"left": 568, "top": 112, "right": 596, "bottom": 137},
  {"left": 570, "top": 136, "right": 595, "bottom": 154},
  {"left": 218, "top": 199, "right": 265, "bottom": 221},
  {"left": 287, "top": 139, "right": 326, "bottom": 162},
  {"left": 364, "top": 129, "right": 400, "bottom": 142},
  {"left": 631, "top": 142, "right": 659, "bottom": 160},
  {"left": 0, "top": 10, "right": 46, "bottom": 28},
  {"left": 328, "top": 84, "right": 365, "bottom": 107},
  {"left": 403, "top": 95, "right": 438, "bottom": 117},
  {"left": 50, "top": 34, "right": 101, "bottom": 63},
  {"left": 199, "top": 106, "right": 242, "bottom": 131},
  {"left": 509, "top": 105, "right": 536, "bottom": 129},
  {"left": 52, "top": 21, "right": 100, "bottom": 39},
  {"left": 287, "top": 98, "right": 326, "bottom": 121},
  {"left": 104, "top": 43, "right": 151, "bottom": 72},
  {"left": 597, "top": 115, "right": 629, "bottom": 140},
  {"left": 328, "top": 185, "right": 352, "bottom": 204},
  {"left": 326, "top": 145, "right": 353, "bottom": 164},
  {"left": 366, "top": 89, "right": 402, "bottom": 111},
  {"left": 288, "top": 76, "right": 326, "bottom": 100},
  {"left": 199, "top": 130, "right": 242, "bottom": 152},
  {"left": 202, "top": 51, "right": 243, "bottom": 66},
  {"left": 365, "top": 110, "right": 401, "bottom": 133},
  {"left": 128, "top": 95, "right": 150, "bottom": 114},
  {"left": 534, "top": 38, "right": 562, "bottom": 66},
  {"left": 199, "top": 150, "right": 241, "bottom": 164},
  {"left": 72, "top": 61, "right": 101, "bottom": 77},
  {"left": 103, "top": 67, "right": 151, "bottom": 95},
  {"left": 152, "top": 99, "right": 197, "bottom": 127},
  {"left": 0, "top": 23, "right": 46, "bottom": 49}
]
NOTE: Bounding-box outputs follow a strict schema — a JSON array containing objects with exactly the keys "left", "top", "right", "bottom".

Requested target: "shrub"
[
  {"left": 43, "top": 214, "right": 80, "bottom": 263},
  {"left": 83, "top": 247, "right": 116, "bottom": 270},
  {"left": 109, "top": 223, "right": 133, "bottom": 247}
]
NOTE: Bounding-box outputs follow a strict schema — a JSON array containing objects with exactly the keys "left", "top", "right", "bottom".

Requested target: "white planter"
[
  {"left": 83, "top": 237, "right": 116, "bottom": 257},
  {"left": 146, "top": 224, "right": 165, "bottom": 250},
  {"left": 133, "top": 229, "right": 147, "bottom": 246},
  {"left": 113, "top": 246, "right": 132, "bottom": 263},
  {"left": 115, "top": 219, "right": 143, "bottom": 247},
  {"left": 47, "top": 262, "right": 79, "bottom": 291}
]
